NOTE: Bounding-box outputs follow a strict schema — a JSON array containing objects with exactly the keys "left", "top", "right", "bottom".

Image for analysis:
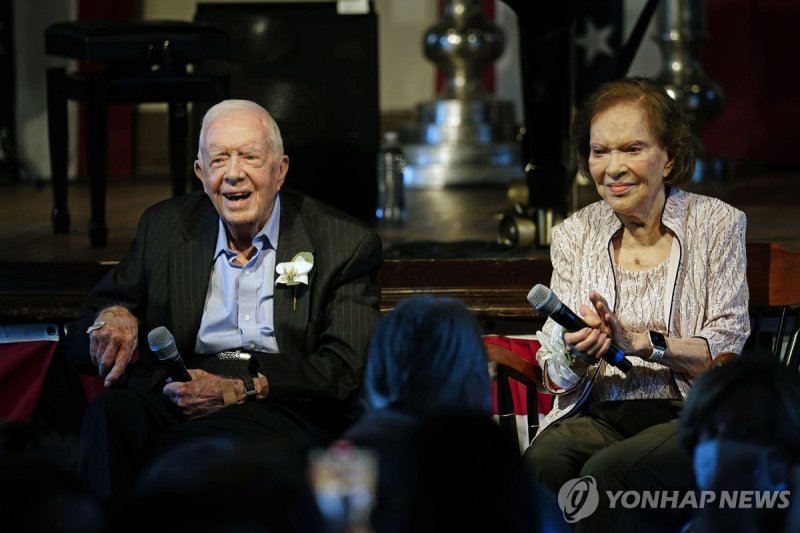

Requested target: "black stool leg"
[
  {"left": 168, "top": 101, "right": 188, "bottom": 196},
  {"left": 47, "top": 67, "right": 70, "bottom": 233},
  {"left": 525, "top": 388, "right": 539, "bottom": 449},
  {"left": 496, "top": 366, "right": 521, "bottom": 455},
  {"left": 86, "top": 76, "right": 107, "bottom": 247}
]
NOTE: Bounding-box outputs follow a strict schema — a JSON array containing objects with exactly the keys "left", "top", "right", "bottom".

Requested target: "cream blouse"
[
  {"left": 533, "top": 188, "right": 750, "bottom": 437},
  {"left": 589, "top": 260, "right": 681, "bottom": 402}
]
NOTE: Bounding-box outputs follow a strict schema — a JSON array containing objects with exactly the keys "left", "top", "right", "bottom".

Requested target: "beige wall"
[{"left": 15, "top": 0, "right": 78, "bottom": 180}]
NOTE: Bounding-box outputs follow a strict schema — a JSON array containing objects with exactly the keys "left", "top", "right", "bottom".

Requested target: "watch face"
[
  {"left": 649, "top": 331, "right": 667, "bottom": 350},
  {"left": 243, "top": 377, "right": 256, "bottom": 397},
  {"left": 648, "top": 331, "right": 667, "bottom": 361}
]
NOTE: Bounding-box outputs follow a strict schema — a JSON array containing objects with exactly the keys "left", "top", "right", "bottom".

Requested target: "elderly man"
[{"left": 66, "top": 100, "right": 382, "bottom": 503}]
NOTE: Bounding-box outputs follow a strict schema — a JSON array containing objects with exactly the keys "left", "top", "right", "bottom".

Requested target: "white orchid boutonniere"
[{"left": 276, "top": 252, "right": 314, "bottom": 310}]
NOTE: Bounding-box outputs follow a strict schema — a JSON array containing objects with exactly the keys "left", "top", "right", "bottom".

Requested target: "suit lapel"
[
  {"left": 274, "top": 195, "right": 315, "bottom": 354},
  {"left": 169, "top": 208, "right": 218, "bottom": 356}
]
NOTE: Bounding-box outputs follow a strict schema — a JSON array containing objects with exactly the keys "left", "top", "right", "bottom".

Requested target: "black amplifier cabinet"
[{"left": 195, "top": 2, "right": 380, "bottom": 221}]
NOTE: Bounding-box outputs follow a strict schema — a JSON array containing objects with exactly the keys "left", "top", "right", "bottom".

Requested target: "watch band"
[
  {"left": 647, "top": 331, "right": 667, "bottom": 362},
  {"left": 244, "top": 357, "right": 262, "bottom": 400},
  {"left": 242, "top": 376, "right": 257, "bottom": 399}
]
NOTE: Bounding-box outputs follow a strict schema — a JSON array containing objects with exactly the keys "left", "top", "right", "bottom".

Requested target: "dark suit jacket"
[{"left": 66, "top": 188, "right": 383, "bottom": 423}]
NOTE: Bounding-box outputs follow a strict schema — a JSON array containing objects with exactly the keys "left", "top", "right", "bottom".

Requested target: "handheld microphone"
[
  {"left": 527, "top": 284, "right": 633, "bottom": 373},
  {"left": 147, "top": 326, "right": 192, "bottom": 382}
]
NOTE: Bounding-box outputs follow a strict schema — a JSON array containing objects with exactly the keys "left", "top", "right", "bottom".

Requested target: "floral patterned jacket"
[{"left": 534, "top": 187, "right": 750, "bottom": 437}]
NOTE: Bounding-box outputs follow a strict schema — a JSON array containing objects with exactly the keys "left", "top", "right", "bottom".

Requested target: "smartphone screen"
[{"left": 308, "top": 441, "right": 378, "bottom": 533}]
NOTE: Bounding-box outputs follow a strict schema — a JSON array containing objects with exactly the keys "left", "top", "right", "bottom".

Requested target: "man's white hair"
[{"left": 197, "top": 99, "right": 284, "bottom": 160}]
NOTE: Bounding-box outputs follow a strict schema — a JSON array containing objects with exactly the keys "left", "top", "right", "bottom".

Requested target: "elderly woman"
[{"left": 522, "top": 77, "right": 750, "bottom": 531}]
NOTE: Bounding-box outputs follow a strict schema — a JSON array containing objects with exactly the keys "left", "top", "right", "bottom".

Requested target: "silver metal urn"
[
  {"left": 401, "top": 0, "right": 524, "bottom": 188},
  {"left": 654, "top": 0, "right": 727, "bottom": 181}
]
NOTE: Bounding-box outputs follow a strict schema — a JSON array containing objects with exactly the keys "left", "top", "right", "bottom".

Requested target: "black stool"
[{"left": 45, "top": 20, "right": 230, "bottom": 247}]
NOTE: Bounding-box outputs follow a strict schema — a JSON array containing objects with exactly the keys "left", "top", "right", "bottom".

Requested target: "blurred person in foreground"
[
  {"left": 65, "top": 99, "right": 382, "bottom": 506},
  {"left": 132, "top": 434, "right": 326, "bottom": 533},
  {"left": 0, "top": 419, "right": 104, "bottom": 533},
  {"left": 340, "top": 295, "right": 522, "bottom": 532},
  {"left": 679, "top": 351, "right": 800, "bottom": 533},
  {"left": 521, "top": 77, "right": 750, "bottom": 532}
]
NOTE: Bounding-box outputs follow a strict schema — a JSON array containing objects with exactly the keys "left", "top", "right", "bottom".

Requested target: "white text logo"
[{"left": 557, "top": 477, "right": 791, "bottom": 523}]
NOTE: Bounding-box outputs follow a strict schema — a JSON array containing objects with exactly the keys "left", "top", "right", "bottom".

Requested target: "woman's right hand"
[{"left": 562, "top": 302, "right": 613, "bottom": 366}]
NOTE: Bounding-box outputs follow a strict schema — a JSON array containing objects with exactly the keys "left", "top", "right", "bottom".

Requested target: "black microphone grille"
[{"left": 526, "top": 284, "right": 561, "bottom": 315}]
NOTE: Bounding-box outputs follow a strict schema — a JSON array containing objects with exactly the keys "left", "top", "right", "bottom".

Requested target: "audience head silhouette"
[
  {"left": 361, "top": 295, "right": 491, "bottom": 417},
  {"left": 680, "top": 351, "right": 800, "bottom": 475},
  {"left": 0, "top": 419, "right": 104, "bottom": 533},
  {"left": 679, "top": 351, "right": 800, "bottom": 532},
  {"left": 133, "top": 434, "right": 326, "bottom": 532},
  {"left": 340, "top": 296, "right": 498, "bottom": 533},
  {"left": 410, "top": 413, "right": 520, "bottom": 533}
]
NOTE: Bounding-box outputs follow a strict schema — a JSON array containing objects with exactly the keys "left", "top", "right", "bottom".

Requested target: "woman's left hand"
[
  {"left": 588, "top": 291, "right": 642, "bottom": 353},
  {"left": 589, "top": 291, "right": 648, "bottom": 353},
  {"left": 162, "top": 369, "right": 228, "bottom": 418},
  {"left": 589, "top": 291, "right": 717, "bottom": 374}
]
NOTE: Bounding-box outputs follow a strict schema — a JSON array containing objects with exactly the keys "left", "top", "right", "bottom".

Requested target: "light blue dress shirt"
[{"left": 194, "top": 196, "right": 281, "bottom": 354}]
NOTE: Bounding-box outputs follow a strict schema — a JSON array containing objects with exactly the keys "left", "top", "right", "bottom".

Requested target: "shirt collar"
[
  {"left": 213, "top": 194, "right": 282, "bottom": 259},
  {"left": 596, "top": 186, "right": 686, "bottom": 245}
]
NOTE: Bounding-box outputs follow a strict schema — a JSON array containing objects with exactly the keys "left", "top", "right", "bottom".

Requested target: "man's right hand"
[{"left": 88, "top": 305, "right": 139, "bottom": 388}]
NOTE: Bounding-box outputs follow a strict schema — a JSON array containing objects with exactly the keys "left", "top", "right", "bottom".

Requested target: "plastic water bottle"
[{"left": 376, "top": 131, "right": 406, "bottom": 222}]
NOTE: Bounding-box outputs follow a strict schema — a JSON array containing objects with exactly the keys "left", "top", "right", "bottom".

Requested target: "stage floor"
[{"left": 0, "top": 164, "right": 798, "bottom": 265}]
